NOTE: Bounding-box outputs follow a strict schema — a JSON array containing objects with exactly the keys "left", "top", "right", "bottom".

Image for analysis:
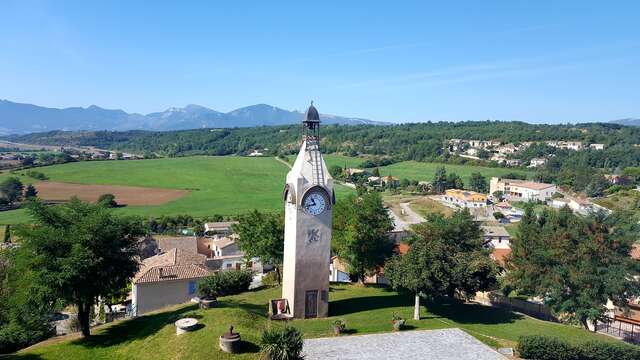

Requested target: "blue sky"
[{"left": 1, "top": 1, "right": 638, "bottom": 123}]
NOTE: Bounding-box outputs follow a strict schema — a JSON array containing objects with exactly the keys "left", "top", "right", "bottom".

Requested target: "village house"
[
  {"left": 131, "top": 248, "right": 210, "bottom": 316},
  {"left": 496, "top": 144, "right": 518, "bottom": 154},
  {"left": 442, "top": 189, "right": 487, "bottom": 208},
  {"left": 589, "top": 143, "right": 605, "bottom": 150},
  {"left": 203, "top": 221, "right": 238, "bottom": 236},
  {"left": 505, "top": 159, "right": 522, "bottom": 167},
  {"left": 490, "top": 177, "right": 556, "bottom": 202},
  {"left": 528, "top": 158, "right": 547, "bottom": 168},
  {"left": 547, "top": 141, "right": 583, "bottom": 151},
  {"left": 604, "top": 174, "right": 631, "bottom": 185},
  {"left": 344, "top": 168, "right": 365, "bottom": 176},
  {"left": 380, "top": 175, "right": 400, "bottom": 187}
]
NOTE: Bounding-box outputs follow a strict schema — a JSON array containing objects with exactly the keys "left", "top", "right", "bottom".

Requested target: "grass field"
[
  {"left": 17, "top": 284, "right": 617, "bottom": 360},
  {"left": 377, "top": 161, "right": 531, "bottom": 183},
  {"left": 0, "top": 156, "right": 355, "bottom": 224}
]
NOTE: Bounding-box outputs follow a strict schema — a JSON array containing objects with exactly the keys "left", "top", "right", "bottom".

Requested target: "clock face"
[{"left": 302, "top": 190, "right": 327, "bottom": 216}]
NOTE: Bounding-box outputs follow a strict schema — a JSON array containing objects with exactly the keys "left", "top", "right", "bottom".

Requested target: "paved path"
[
  {"left": 303, "top": 328, "right": 505, "bottom": 360},
  {"left": 388, "top": 202, "right": 426, "bottom": 231}
]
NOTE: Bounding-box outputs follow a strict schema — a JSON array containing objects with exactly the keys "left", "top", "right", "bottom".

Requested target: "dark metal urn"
[{"left": 219, "top": 326, "right": 241, "bottom": 353}]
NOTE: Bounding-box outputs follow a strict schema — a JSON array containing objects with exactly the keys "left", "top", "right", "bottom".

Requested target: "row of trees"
[{"left": 0, "top": 177, "right": 37, "bottom": 205}]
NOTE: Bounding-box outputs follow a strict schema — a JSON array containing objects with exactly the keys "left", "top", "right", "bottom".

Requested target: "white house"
[
  {"left": 589, "top": 144, "right": 605, "bottom": 150},
  {"left": 132, "top": 248, "right": 210, "bottom": 316},
  {"left": 442, "top": 189, "right": 487, "bottom": 208},
  {"left": 490, "top": 178, "right": 556, "bottom": 202},
  {"left": 203, "top": 221, "right": 238, "bottom": 236},
  {"left": 528, "top": 158, "right": 547, "bottom": 168}
]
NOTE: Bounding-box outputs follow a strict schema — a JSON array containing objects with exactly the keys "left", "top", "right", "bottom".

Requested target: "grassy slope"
[
  {"left": 377, "top": 161, "right": 531, "bottom": 183},
  {"left": 17, "top": 284, "right": 617, "bottom": 360},
  {"left": 0, "top": 156, "right": 355, "bottom": 224}
]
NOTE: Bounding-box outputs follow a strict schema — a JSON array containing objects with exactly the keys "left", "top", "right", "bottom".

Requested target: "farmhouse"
[
  {"left": 131, "top": 248, "right": 210, "bottom": 316},
  {"left": 442, "top": 189, "right": 487, "bottom": 208},
  {"left": 590, "top": 143, "right": 605, "bottom": 150},
  {"left": 489, "top": 177, "right": 556, "bottom": 202}
]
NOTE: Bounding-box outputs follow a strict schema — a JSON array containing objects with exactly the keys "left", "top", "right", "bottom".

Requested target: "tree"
[
  {"left": 446, "top": 173, "right": 464, "bottom": 190},
  {"left": 0, "top": 177, "right": 24, "bottom": 204},
  {"left": 97, "top": 193, "right": 118, "bottom": 208},
  {"left": 24, "top": 185, "right": 38, "bottom": 199},
  {"left": 385, "top": 211, "right": 498, "bottom": 320},
  {"left": 585, "top": 175, "right": 610, "bottom": 198},
  {"left": 233, "top": 210, "right": 284, "bottom": 284},
  {"left": 329, "top": 165, "right": 343, "bottom": 178},
  {"left": 372, "top": 167, "right": 380, "bottom": 177},
  {"left": 432, "top": 166, "right": 447, "bottom": 194},
  {"left": 13, "top": 198, "right": 144, "bottom": 337},
  {"left": 469, "top": 173, "right": 488, "bottom": 193},
  {"left": 333, "top": 192, "right": 394, "bottom": 283},
  {"left": 3, "top": 225, "right": 10, "bottom": 243},
  {"left": 400, "top": 178, "right": 410, "bottom": 188},
  {"left": 506, "top": 207, "right": 640, "bottom": 329}
]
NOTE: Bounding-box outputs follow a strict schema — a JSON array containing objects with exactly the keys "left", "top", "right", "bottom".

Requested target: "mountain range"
[
  {"left": 609, "top": 118, "right": 640, "bottom": 126},
  {"left": 0, "top": 100, "right": 385, "bottom": 135}
]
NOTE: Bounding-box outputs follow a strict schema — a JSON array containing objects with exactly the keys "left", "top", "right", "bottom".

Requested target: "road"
[{"left": 388, "top": 202, "right": 426, "bottom": 231}]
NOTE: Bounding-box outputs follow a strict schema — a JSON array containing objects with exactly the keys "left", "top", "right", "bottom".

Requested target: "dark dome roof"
[{"left": 303, "top": 102, "right": 320, "bottom": 122}]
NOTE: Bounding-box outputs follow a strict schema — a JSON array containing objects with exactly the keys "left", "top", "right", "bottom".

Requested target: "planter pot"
[
  {"left": 219, "top": 333, "right": 241, "bottom": 353},
  {"left": 200, "top": 297, "right": 217, "bottom": 309},
  {"left": 175, "top": 318, "right": 198, "bottom": 335}
]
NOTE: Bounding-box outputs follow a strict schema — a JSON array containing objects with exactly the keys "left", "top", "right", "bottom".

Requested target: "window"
[
  {"left": 188, "top": 281, "right": 197, "bottom": 295},
  {"left": 226, "top": 263, "right": 232, "bottom": 269}
]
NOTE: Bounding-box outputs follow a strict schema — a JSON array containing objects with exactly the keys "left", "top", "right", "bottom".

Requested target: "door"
[{"left": 305, "top": 290, "right": 318, "bottom": 318}]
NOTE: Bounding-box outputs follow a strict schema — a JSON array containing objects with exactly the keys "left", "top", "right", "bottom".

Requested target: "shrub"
[
  {"left": 332, "top": 319, "right": 346, "bottom": 333},
  {"left": 517, "top": 336, "right": 579, "bottom": 360},
  {"left": 260, "top": 326, "right": 304, "bottom": 360},
  {"left": 97, "top": 193, "right": 118, "bottom": 208},
  {"left": 25, "top": 170, "right": 48, "bottom": 180},
  {"left": 517, "top": 335, "right": 640, "bottom": 360},
  {"left": 261, "top": 270, "right": 280, "bottom": 287},
  {"left": 197, "top": 269, "right": 253, "bottom": 298}
]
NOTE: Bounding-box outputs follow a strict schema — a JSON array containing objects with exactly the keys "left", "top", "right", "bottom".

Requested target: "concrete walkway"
[
  {"left": 388, "top": 202, "right": 426, "bottom": 231},
  {"left": 303, "top": 328, "right": 505, "bottom": 360}
]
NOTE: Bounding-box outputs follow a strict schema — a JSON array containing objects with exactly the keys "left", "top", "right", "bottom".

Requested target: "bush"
[
  {"left": 517, "top": 336, "right": 579, "bottom": 360},
  {"left": 517, "top": 335, "right": 640, "bottom": 360},
  {"left": 261, "top": 270, "right": 280, "bottom": 287},
  {"left": 197, "top": 269, "right": 253, "bottom": 298},
  {"left": 25, "top": 170, "right": 48, "bottom": 180},
  {"left": 260, "top": 326, "right": 304, "bottom": 360},
  {"left": 97, "top": 193, "right": 118, "bottom": 208}
]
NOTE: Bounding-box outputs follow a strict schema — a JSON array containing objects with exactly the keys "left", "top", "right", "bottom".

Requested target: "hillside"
[
  {"left": 16, "top": 284, "right": 617, "bottom": 360},
  {"left": 0, "top": 100, "right": 384, "bottom": 135}
]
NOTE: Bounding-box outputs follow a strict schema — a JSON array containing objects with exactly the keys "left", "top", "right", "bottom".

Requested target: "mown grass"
[
  {"left": 377, "top": 161, "right": 532, "bottom": 184},
  {"left": 16, "top": 284, "right": 619, "bottom": 360},
  {"left": 0, "top": 156, "right": 355, "bottom": 224}
]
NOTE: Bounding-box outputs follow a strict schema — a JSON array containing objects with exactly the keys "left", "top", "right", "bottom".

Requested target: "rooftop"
[
  {"left": 498, "top": 178, "right": 555, "bottom": 190},
  {"left": 133, "top": 248, "right": 209, "bottom": 284},
  {"left": 445, "top": 189, "right": 487, "bottom": 202},
  {"left": 481, "top": 226, "right": 510, "bottom": 238}
]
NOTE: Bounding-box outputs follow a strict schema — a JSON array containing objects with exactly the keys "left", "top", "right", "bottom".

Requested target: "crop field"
[{"left": 0, "top": 156, "right": 355, "bottom": 224}]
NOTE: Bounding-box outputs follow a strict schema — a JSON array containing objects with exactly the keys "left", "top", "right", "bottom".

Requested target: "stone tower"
[{"left": 282, "top": 102, "right": 334, "bottom": 319}]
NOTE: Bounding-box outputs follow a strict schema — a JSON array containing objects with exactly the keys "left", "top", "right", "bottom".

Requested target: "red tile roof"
[
  {"left": 133, "top": 248, "right": 209, "bottom": 284},
  {"left": 491, "top": 248, "right": 512, "bottom": 266}
]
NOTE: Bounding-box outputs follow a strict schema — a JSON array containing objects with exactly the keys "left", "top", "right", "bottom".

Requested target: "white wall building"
[
  {"left": 481, "top": 226, "right": 511, "bottom": 249},
  {"left": 490, "top": 177, "right": 556, "bottom": 202}
]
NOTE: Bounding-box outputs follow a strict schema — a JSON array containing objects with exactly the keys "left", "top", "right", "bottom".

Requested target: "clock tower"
[{"left": 281, "top": 102, "right": 333, "bottom": 319}]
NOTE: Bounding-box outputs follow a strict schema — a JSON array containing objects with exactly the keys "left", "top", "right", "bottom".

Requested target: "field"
[
  {"left": 17, "top": 284, "right": 618, "bottom": 360},
  {"left": 33, "top": 182, "right": 190, "bottom": 206},
  {"left": 0, "top": 155, "right": 532, "bottom": 225},
  {"left": 0, "top": 156, "right": 355, "bottom": 224},
  {"left": 377, "top": 161, "right": 531, "bottom": 183}
]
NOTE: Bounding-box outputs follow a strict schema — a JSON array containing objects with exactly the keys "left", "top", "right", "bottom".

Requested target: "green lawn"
[
  {"left": 17, "top": 284, "right": 618, "bottom": 360},
  {"left": 377, "top": 161, "right": 532, "bottom": 184},
  {"left": 0, "top": 156, "right": 355, "bottom": 224}
]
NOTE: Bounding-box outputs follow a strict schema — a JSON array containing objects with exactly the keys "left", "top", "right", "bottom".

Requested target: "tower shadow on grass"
[{"left": 71, "top": 304, "right": 199, "bottom": 348}]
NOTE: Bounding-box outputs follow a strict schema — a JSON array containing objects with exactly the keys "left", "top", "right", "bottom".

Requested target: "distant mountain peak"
[{"left": 0, "top": 99, "right": 384, "bottom": 135}]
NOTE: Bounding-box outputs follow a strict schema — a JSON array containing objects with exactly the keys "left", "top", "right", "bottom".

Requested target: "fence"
[
  {"left": 475, "top": 291, "right": 556, "bottom": 322},
  {"left": 596, "top": 318, "right": 640, "bottom": 344}
]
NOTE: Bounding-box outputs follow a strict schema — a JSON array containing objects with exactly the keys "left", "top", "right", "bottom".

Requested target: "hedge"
[
  {"left": 517, "top": 335, "right": 640, "bottom": 360},
  {"left": 197, "top": 269, "right": 253, "bottom": 298}
]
